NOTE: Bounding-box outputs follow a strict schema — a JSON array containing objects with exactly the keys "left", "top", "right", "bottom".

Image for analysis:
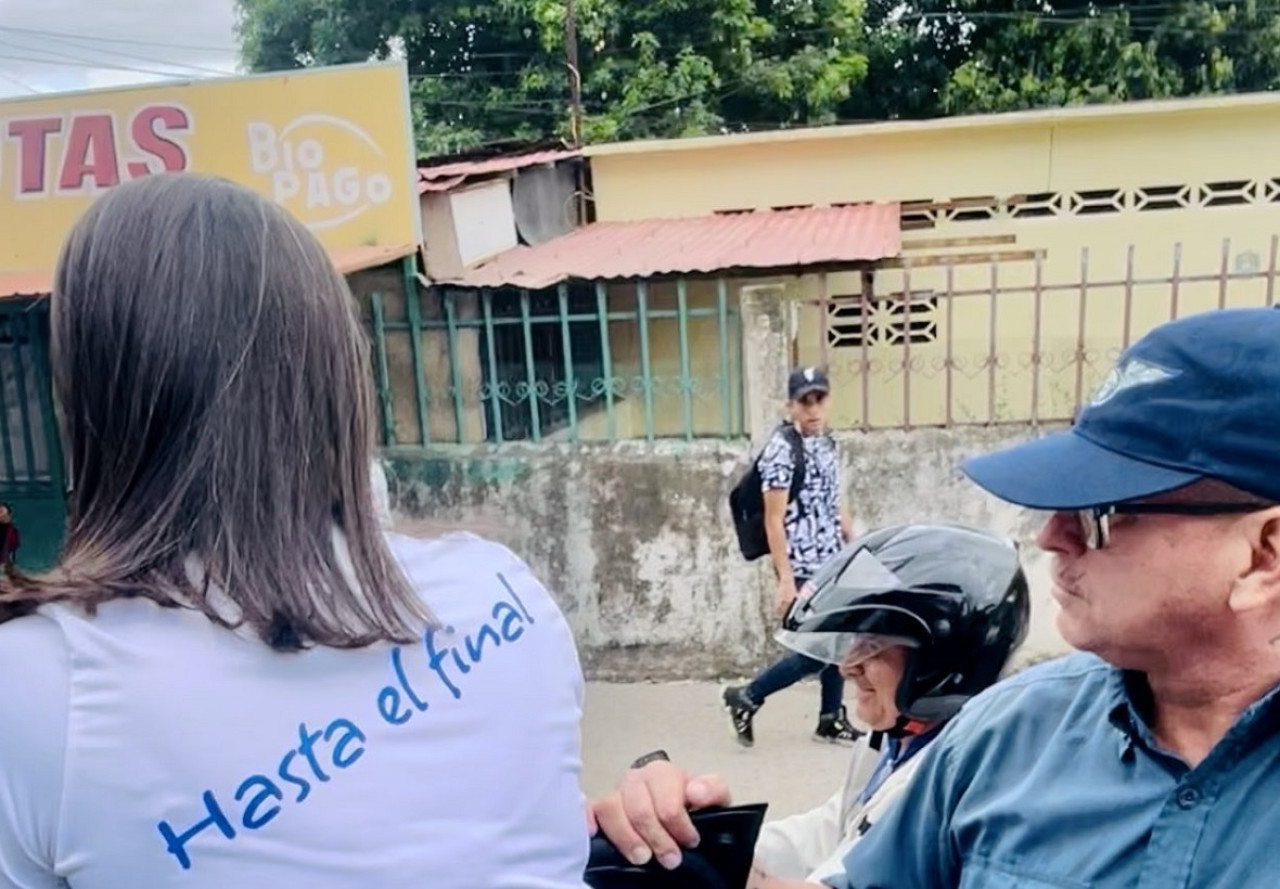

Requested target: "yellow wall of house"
[
  {"left": 588, "top": 101, "right": 1280, "bottom": 221},
  {"left": 586, "top": 99, "right": 1280, "bottom": 428}
]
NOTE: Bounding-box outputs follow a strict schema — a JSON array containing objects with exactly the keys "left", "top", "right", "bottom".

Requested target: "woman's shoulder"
[
  {"left": 0, "top": 612, "right": 69, "bottom": 854},
  {"left": 0, "top": 611, "right": 68, "bottom": 695},
  {"left": 384, "top": 532, "right": 539, "bottom": 597},
  {"left": 0, "top": 613, "right": 68, "bottom": 717},
  {"left": 384, "top": 529, "right": 520, "bottom": 565},
  {"left": 383, "top": 531, "right": 575, "bottom": 641},
  {"left": 0, "top": 610, "right": 67, "bottom": 674}
]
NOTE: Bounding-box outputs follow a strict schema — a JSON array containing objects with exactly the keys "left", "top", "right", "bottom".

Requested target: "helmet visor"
[{"left": 775, "top": 629, "right": 920, "bottom": 667}]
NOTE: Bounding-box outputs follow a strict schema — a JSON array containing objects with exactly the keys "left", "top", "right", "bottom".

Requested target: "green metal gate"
[{"left": 0, "top": 299, "right": 65, "bottom": 571}]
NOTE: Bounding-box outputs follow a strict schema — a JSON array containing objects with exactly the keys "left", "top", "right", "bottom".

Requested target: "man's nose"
[{"left": 1037, "top": 511, "right": 1086, "bottom": 556}]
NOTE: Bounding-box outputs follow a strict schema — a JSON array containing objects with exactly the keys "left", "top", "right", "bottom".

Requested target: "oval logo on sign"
[{"left": 246, "top": 114, "right": 394, "bottom": 231}]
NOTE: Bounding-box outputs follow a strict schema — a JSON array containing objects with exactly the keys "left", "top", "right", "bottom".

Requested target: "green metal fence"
[
  {"left": 370, "top": 270, "right": 746, "bottom": 445},
  {"left": 0, "top": 299, "right": 66, "bottom": 570}
]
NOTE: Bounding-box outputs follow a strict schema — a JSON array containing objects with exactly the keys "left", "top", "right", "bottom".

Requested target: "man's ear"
[{"left": 1229, "top": 511, "right": 1280, "bottom": 614}]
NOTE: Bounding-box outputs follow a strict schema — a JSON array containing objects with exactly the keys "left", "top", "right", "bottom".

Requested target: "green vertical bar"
[
  {"left": 443, "top": 290, "right": 465, "bottom": 442},
  {"left": 735, "top": 307, "right": 746, "bottom": 436},
  {"left": 481, "top": 291, "right": 505, "bottom": 444},
  {"left": 401, "top": 257, "right": 430, "bottom": 445},
  {"left": 520, "top": 289, "right": 542, "bottom": 441},
  {"left": 557, "top": 284, "right": 579, "bottom": 442},
  {"left": 9, "top": 312, "right": 37, "bottom": 481},
  {"left": 0, "top": 350, "right": 14, "bottom": 485},
  {"left": 27, "top": 306, "right": 61, "bottom": 483},
  {"left": 676, "top": 278, "right": 693, "bottom": 440},
  {"left": 716, "top": 278, "right": 731, "bottom": 438},
  {"left": 637, "top": 281, "right": 655, "bottom": 441},
  {"left": 370, "top": 293, "right": 395, "bottom": 446},
  {"left": 595, "top": 282, "right": 617, "bottom": 442},
  {"left": 0, "top": 316, "right": 14, "bottom": 483}
]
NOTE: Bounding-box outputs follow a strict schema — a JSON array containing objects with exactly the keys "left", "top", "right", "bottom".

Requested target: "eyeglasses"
[{"left": 1074, "top": 501, "right": 1277, "bottom": 550}]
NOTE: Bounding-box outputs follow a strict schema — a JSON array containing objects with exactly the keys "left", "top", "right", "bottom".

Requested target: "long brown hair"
[{"left": 0, "top": 172, "right": 433, "bottom": 650}]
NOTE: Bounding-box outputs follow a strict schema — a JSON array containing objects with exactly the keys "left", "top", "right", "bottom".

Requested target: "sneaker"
[
  {"left": 814, "top": 707, "right": 861, "bottom": 745},
  {"left": 722, "top": 685, "right": 759, "bottom": 748}
]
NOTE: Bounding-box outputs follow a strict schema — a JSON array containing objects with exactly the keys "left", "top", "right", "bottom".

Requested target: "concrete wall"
[{"left": 381, "top": 423, "right": 1071, "bottom": 681}]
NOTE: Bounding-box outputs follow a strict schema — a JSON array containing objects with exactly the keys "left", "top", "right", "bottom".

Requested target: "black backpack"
[{"left": 728, "top": 423, "right": 805, "bottom": 561}]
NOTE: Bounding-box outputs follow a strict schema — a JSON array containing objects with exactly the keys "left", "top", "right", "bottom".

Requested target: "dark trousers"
[
  {"left": 745, "top": 573, "right": 845, "bottom": 715},
  {"left": 746, "top": 650, "right": 844, "bottom": 715}
]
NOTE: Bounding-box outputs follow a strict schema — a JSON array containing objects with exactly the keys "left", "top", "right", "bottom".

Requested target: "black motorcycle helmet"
[{"left": 778, "top": 522, "right": 1030, "bottom": 726}]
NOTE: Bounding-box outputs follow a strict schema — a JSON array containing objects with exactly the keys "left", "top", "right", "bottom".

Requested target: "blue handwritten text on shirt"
[{"left": 155, "top": 572, "right": 535, "bottom": 870}]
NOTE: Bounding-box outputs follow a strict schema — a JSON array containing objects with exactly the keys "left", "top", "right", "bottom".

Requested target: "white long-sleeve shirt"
[
  {"left": 755, "top": 732, "right": 929, "bottom": 885},
  {"left": 0, "top": 532, "right": 590, "bottom": 889}
]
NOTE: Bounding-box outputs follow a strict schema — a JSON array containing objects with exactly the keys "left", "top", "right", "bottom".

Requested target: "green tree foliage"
[
  {"left": 860, "top": 0, "right": 1280, "bottom": 118},
  {"left": 235, "top": 0, "right": 870, "bottom": 154},
  {"left": 234, "top": 0, "right": 1280, "bottom": 154}
]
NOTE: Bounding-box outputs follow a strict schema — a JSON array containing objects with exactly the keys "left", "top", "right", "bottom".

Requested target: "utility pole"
[
  {"left": 565, "top": 0, "right": 583, "bottom": 147},
  {"left": 565, "top": 0, "right": 588, "bottom": 225}
]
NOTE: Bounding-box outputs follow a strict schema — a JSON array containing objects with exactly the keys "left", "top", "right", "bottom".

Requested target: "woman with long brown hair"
[{"left": 0, "top": 173, "right": 589, "bottom": 888}]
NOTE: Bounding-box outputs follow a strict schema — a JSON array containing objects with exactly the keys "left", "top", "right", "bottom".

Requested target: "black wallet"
[{"left": 584, "top": 802, "right": 769, "bottom": 889}]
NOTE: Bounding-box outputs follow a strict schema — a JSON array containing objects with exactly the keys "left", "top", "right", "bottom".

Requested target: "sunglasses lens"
[{"left": 1075, "top": 510, "right": 1103, "bottom": 549}]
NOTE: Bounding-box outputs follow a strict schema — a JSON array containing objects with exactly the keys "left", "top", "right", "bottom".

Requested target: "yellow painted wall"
[
  {"left": 588, "top": 100, "right": 1280, "bottom": 221},
  {"left": 586, "top": 99, "right": 1280, "bottom": 428}
]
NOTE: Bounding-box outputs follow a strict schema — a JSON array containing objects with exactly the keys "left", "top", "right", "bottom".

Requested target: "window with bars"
[{"left": 828, "top": 293, "right": 939, "bottom": 348}]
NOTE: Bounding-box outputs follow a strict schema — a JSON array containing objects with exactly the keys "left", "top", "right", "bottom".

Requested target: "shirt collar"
[
  {"left": 1105, "top": 669, "right": 1156, "bottom": 759},
  {"left": 889, "top": 722, "right": 946, "bottom": 765},
  {"left": 1106, "top": 665, "right": 1280, "bottom": 760}
]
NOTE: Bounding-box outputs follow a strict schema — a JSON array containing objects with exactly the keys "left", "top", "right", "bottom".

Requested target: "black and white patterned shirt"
[{"left": 759, "top": 427, "right": 843, "bottom": 578}]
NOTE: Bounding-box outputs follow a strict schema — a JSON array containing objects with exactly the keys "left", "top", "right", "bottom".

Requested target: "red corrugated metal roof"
[
  {"left": 330, "top": 243, "right": 419, "bottom": 275},
  {"left": 418, "top": 174, "right": 469, "bottom": 194},
  {"left": 417, "top": 148, "right": 580, "bottom": 194},
  {"left": 0, "top": 245, "right": 418, "bottom": 300},
  {"left": 449, "top": 203, "right": 901, "bottom": 289},
  {"left": 0, "top": 272, "right": 52, "bottom": 301}
]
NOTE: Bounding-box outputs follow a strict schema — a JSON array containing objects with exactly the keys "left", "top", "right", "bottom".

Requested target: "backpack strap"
[{"left": 780, "top": 424, "right": 806, "bottom": 505}]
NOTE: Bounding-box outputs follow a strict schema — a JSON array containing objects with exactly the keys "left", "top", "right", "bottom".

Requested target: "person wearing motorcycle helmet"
[{"left": 586, "top": 522, "right": 1031, "bottom": 888}]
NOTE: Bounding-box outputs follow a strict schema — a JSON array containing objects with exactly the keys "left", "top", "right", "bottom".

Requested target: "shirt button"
[{"left": 1176, "top": 787, "right": 1201, "bottom": 809}]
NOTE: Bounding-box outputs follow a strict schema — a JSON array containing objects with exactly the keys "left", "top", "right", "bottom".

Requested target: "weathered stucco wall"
[{"left": 383, "top": 422, "right": 1070, "bottom": 681}]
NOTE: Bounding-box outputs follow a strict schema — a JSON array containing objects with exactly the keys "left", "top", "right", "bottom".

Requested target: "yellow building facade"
[{"left": 584, "top": 93, "right": 1280, "bottom": 429}]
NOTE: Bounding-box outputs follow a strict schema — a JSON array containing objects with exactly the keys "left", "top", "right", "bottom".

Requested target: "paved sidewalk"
[{"left": 581, "top": 680, "right": 855, "bottom": 820}]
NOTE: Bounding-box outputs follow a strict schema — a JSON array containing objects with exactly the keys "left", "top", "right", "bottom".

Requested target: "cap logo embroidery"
[
  {"left": 804, "top": 367, "right": 816, "bottom": 382},
  {"left": 1090, "top": 358, "right": 1179, "bottom": 407}
]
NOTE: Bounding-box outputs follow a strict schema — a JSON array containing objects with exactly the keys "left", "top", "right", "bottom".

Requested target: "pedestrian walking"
[{"left": 724, "top": 366, "right": 858, "bottom": 746}]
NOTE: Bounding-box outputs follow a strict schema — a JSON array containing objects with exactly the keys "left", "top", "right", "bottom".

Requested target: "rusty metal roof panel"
[
  {"left": 330, "top": 243, "right": 419, "bottom": 275},
  {"left": 418, "top": 174, "right": 469, "bottom": 194},
  {"left": 451, "top": 203, "right": 900, "bottom": 289},
  {"left": 417, "top": 149, "right": 580, "bottom": 194},
  {"left": 0, "top": 272, "right": 52, "bottom": 300}
]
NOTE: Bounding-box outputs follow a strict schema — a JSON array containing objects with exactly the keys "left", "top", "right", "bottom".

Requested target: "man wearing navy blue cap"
[
  {"left": 583, "top": 308, "right": 1280, "bottom": 889},
  {"left": 723, "top": 366, "right": 859, "bottom": 747},
  {"left": 818, "top": 306, "right": 1280, "bottom": 889}
]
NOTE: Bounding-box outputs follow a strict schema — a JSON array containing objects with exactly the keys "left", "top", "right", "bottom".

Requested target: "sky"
[{"left": 0, "top": 0, "right": 241, "bottom": 100}]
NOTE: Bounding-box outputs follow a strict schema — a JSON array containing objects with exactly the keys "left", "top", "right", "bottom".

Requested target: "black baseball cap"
[{"left": 788, "top": 366, "right": 830, "bottom": 401}]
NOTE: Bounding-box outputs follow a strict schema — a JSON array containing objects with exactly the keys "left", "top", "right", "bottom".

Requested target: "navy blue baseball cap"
[
  {"left": 788, "top": 366, "right": 831, "bottom": 400},
  {"left": 962, "top": 307, "right": 1280, "bottom": 510}
]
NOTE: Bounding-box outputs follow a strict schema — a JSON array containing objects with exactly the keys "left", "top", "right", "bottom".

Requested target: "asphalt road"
[{"left": 581, "top": 678, "right": 854, "bottom": 820}]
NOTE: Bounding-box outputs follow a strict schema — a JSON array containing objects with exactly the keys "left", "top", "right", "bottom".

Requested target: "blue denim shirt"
[{"left": 832, "top": 652, "right": 1280, "bottom": 889}]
